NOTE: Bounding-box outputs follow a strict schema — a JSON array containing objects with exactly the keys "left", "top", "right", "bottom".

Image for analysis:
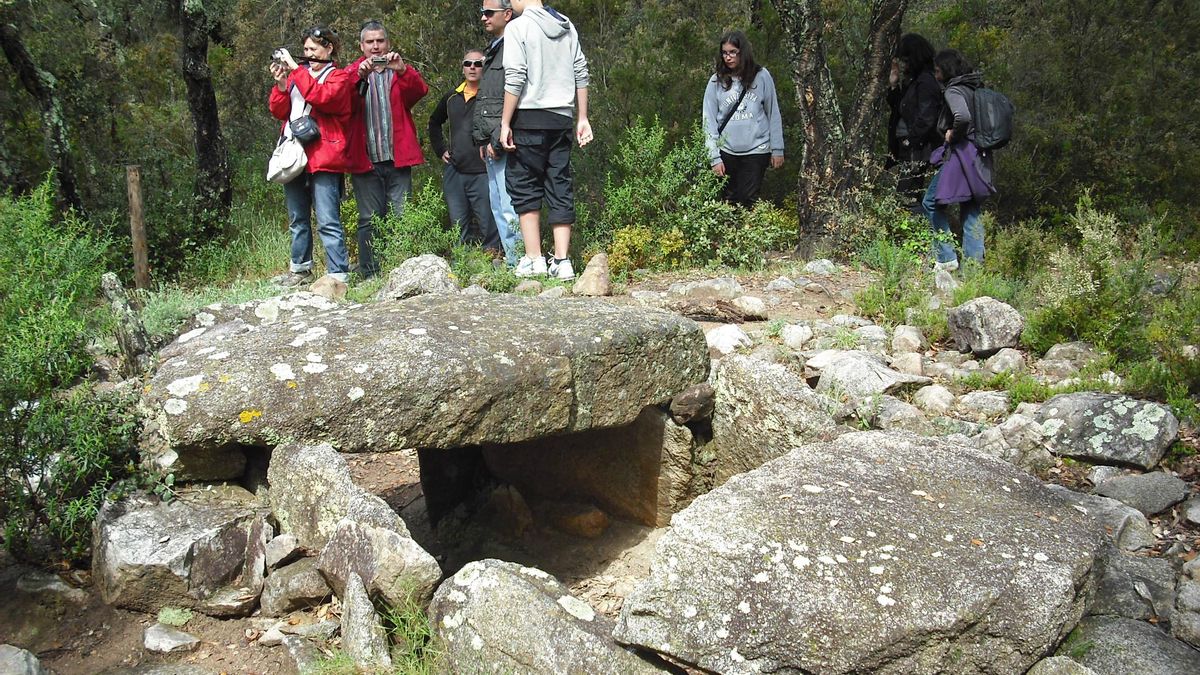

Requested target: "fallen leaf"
[{"left": 970, "top": 539, "right": 984, "bottom": 546}]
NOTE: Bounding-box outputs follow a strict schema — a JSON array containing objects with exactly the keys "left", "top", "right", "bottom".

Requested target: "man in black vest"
[
  {"left": 472, "top": 0, "right": 519, "bottom": 266},
  {"left": 430, "top": 50, "right": 499, "bottom": 249}
]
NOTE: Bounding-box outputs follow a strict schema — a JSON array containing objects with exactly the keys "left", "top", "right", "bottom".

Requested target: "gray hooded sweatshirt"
[
  {"left": 503, "top": 5, "right": 589, "bottom": 122},
  {"left": 702, "top": 68, "right": 784, "bottom": 165}
]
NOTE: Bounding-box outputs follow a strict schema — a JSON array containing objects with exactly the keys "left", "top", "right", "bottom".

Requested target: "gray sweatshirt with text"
[{"left": 702, "top": 68, "right": 784, "bottom": 165}]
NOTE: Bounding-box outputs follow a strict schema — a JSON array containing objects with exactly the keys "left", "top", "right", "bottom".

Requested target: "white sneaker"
[
  {"left": 514, "top": 255, "right": 548, "bottom": 277},
  {"left": 548, "top": 257, "right": 575, "bottom": 281},
  {"left": 933, "top": 258, "right": 959, "bottom": 273}
]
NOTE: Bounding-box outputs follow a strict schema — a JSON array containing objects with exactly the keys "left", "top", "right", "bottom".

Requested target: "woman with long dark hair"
[
  {"left": 923, "top": 48, "right": 993, "bottom": 271},
  {"left": 268, "top": 25, "right": 355, "bottom": 286},
  {"left": 702, "top": 31, "right": 784, "bottom": 207},
  {"left": 886, "top": 33, "right": 942, "bottom": 212}
]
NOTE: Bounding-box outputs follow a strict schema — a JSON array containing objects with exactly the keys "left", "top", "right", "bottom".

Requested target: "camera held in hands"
[
  {"left": 370, "top": 55, "right": 389, "bottom": 66},
  {"left": 272, "top": 48, "right": 291, "bottom": 66}
]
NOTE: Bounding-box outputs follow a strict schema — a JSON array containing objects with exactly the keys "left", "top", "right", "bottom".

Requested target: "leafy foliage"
[
  {"left": 373, "top": 179, "right": 460, "bottom": 270},
  {"left": 0, "top": 181, "right": 138, "bottom": 563}
]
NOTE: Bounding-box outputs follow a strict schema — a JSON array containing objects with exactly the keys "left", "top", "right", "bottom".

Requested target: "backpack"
[{"left": 971, "top": 86, "right": 1015, "bottom": 151}]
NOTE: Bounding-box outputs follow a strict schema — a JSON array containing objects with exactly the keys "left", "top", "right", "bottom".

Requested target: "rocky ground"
[{"left": 2, "top": 257, "right": 1197, "bottom": 674}]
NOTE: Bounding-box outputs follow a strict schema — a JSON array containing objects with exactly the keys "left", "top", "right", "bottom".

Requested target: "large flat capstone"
[
  {"left": 142, "top": 295, "right": 709, "bottom": 478},
  {"left": 614, "top": 431, "right": 1105, "bottom": 674}
]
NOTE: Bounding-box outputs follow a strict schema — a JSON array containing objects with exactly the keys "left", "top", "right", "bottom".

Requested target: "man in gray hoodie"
[{"left": 498, "top": 0, "right": 592, "bottom": 280}]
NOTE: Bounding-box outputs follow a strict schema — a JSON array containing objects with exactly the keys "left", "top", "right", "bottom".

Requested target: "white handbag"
[{"left": 266, "top": 135, "right": 306, "bottom": 184}]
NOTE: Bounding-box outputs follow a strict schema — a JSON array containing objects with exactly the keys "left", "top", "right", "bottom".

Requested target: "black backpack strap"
[{"left": 717, "top": 79, "right": 753, "bottom": 135}]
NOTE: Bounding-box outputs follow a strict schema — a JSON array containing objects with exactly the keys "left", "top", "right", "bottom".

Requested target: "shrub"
[
  {"left": 854, "top": 238, "right": 942, "bottom": 337},
  {"left": 595, "top": 118, "right": 794, "bottom": 276},
  {"left": 0, "top": 180, "right": 139, "bottom": 563},
  {"left": 374, "top": 179, "right": 460, "bottom": 270}
]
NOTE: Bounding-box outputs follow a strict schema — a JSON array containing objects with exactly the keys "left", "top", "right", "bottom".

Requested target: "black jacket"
[
  {"left": 887, "top": 68, "right": 942, "bottom": 163},
  {"left": 471, "top": 37, "right": 505, "bottom": 150},
  {"left": 429, "top": 86, "right": 486, "bottom": 174}
]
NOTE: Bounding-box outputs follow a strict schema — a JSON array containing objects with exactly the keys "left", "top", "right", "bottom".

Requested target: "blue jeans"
[
  {"left": 485, "top": 153, "right": 519, "bottom": 265},
  {"left": 284, "top": 171, "right": 349, "bottom": 282},
  {"left": 443, "top": 164, "right": 499, "bottom": 249},
  {"left": 923, "top": 169, "right": 984, "bottom": 265},
  {"left": 351, "top": 162, "right": 412, "bottom": 277}
]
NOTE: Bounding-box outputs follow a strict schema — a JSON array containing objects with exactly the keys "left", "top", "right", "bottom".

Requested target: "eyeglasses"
[
  {"left": 463, "top": 59, "right": 484, "bottom": 67},
  {"left": 721, "top": 49, "right": 740, "bottom": 57},
  {"left": 480, "top": 8, "right": 507, "bottom": 18}
]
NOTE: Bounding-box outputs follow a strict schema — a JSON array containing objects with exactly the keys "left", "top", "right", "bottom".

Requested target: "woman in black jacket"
[{"left": 886, "top": 34, "right": 942, "bottom": 212}]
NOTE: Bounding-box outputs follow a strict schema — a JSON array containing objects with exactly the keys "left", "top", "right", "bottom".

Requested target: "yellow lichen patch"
[
  {"left": 286, "top": 380, "right": 298, "bottom": 389},
  {"left": 198, "top": 382, "right": 212, "bottom": 392},
  {"left": 218, "top": 374, "right": 232, "bottom": 383},
  {"left": 239, "top": 409, "right": 263, "bottom": 424},
  {"left": 143, "top": 385, "right": 153, "bottom": 394}
]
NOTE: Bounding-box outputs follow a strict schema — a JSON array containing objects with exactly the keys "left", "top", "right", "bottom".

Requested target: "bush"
[
  {"left": 595, "top": 118, "right": 795, "bottom": 276},
  {"left": 0, "top": 180, "right": 138, "bottom": 563},
  {"left": 374, "top": 179, "right": 460, "bottom": 270}
]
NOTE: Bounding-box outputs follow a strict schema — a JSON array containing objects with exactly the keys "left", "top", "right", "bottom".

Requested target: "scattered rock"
[
  {"left": 269, "top": 443, "right": 412, "bottom": 549},
  {"left": 668, "top": 277, "right": 744, "bottom": 299},
  {"left": 705, "top": 324, "right": 752, "bottom": 355},
  {"left": 975, "top": 413, "right": 1055, "bottom": 473},
  {"left": 514, "top": 279, "right": 542, "bottom": 294},
  {"left": 0, "top": 644, "right": 50, "bottom": 675},
  {"left": 430, "top": 560, "right": 665, "bottom": 673},
  {"left": 1046, "top": 486, "right": 1156, "bottom": 552},
  {"left": 831, "top": 314, "right": 872, "bottom": 328},
  {"left": 732, "top": 295, "right": 768, "bottom": 320},
  {"left": 1027, "top": 656, "right": 1098, "bottom": 675},
  {"left": 803, "top": 259, "right": 837, "bottom": 276},
  {"left": 890, "top": 352, "right": 924, "bottom": 376},
  {"left": 1063, "top": 615, "right": 1200, "bottom": 674},
  {"left": 1088, "top": 466, "right": 1124, "bottom": 486},
  {"left": 711, "top": 355, "right": 840, "bottom": 485},
  {"left": 260, "top": 558, "right": 331, "bottom": 617},
  {"left": 1093, "top": 472, "right": 1189, "bottom": 516},
  {"left": 539, "top": 285, "right": 566, "bottom": 298},
  {"left": 264, "top": 534, "right": 302, "bottom": 570},
  {"left": 854, "top": 325, "right": 889, "bottom": 347},
  {"left": 934, "top": 269, "right": 958, "bottom": 295},
  {"left": 309, "top": 275, "right": 347, "bottom": 301},
  {"left": 667, "top": 298, "right": 748, "bottom": 323},
  {"left": 891, "top": 325, "right": 927, "bottom": 354},
  {"left": 340, "top": 572, "right": 392, "bottom": 671},
  {"left": 1182, "top": 496, "right": 1200, "bottom": 526},
  {"left": 781, "top": 323, "right": 814, "bottom": 350},
  {"left": 615, "top": 431, "right": 1105, "bottom": 674},
  {"left": 281, "top": 635, "right": 324, "bottom": 673},
  {"left": 16, "top": 570, "right": 88, "bottom": 604},
  {"left": 572, "top": 253, "right": 611, "bottom": 296},
  {"left": 913, "top": 385, "right": 956, "bottom": 415},
  {"left": 316, "top": 517, "right": 442, "bottom": 609},
  {"left": 669, "top": 383, "right": 716, "bottom": 424},
  {"left": 947, "top": 296, "right": 1025, "bottom": 355},
  {"left": 1038, "top": 359, "right": 1080, "bottom": 380},
  {"left": 1089, "top": 548, "right": 1175, "bottom": 621},
  {"left": 144, "top": 623, "right": 200, "bottom": 653},
  {"left": 857, "top": 395, "right": 932, "bottom": 434},
  {"left": 93, "top": 488, "right": 269, "bottom": 615},
  {"left": 765, "top": 277, "right": 796, "bottom": 291},
  {"left": 1173, "top": 579, "right": 1200, "bottom": 648},
  {"left": 1045, "top": 342, "right": 1101, "bottom": 368},
  {"left": 545, "top": 502, "right": 610, "bottom": 539},
  {"left": 460, "top": 284, "right": 489, "bottom": 296},
  {"left": 815, "top": 350, "right": 931, "bottom": 399},
  {"left": 957, "top": 390, "right": 1011, "bottom": 418},
  {"left": 1038, "top": 393, "right": 1179, "bottom": 469},
  {"left": 376, "top": 254, "right": 458, "bottom": 300},
  {"left": 985, "top": 347, "right": 1026, "bottom": 374}
]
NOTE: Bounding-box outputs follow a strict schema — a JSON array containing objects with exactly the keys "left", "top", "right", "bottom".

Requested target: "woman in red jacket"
[{"left": 268, "top": 26, "right": 354, "bottom": 286}]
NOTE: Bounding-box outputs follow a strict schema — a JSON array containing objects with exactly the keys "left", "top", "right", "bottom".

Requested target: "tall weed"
[{"left": 374, "top": 179, "right": 459, "bottom": 270}]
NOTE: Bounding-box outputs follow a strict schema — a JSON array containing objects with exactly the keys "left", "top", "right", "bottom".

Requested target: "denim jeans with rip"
[{"left": 284, "top": 171, "right": 350, "bottom": 282}]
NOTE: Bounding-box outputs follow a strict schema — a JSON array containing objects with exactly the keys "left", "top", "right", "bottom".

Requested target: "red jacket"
[
  {"left": 268, "top": 65, "right": 356, "bottom": 174},
  {"left": 343, "top": 57, "right": 430, "bottom": 173}
]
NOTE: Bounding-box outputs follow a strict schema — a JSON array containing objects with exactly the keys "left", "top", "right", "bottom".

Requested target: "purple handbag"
[{"left": 931, "top": 141, "right": 995, "bottom": 205}]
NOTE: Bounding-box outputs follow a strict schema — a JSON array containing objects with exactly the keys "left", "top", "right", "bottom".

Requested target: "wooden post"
[{"left": 126, "top": 165, "right": 150, "bottom": 289}]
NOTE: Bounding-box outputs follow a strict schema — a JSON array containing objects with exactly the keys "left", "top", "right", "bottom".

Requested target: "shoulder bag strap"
[{"left": 717, "top": 79, "right": 753, "bottom": 135}]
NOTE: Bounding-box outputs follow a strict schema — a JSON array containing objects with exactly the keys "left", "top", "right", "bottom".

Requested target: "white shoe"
[
  {"left": 548, "top": 257, "right": 575, "bottom": 281},
  {"left": 933, "top": 258, "right": 959, "bottom": 273},
  {"left": 514, "top": 255, "right": 547, "bottom": 277}
]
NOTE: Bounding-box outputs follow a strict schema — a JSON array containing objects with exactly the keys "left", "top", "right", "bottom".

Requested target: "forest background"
[{"left": 3, "top": 0, "right": 1199, "bottom": 274}]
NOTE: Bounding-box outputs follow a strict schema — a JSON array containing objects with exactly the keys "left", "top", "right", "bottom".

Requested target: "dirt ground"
[{"left": 2, "top": 262, "right": 1194, "bottom": 673}]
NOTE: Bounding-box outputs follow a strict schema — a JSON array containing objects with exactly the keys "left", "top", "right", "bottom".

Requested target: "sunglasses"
[
  {"left": 463, "top": 59, "right": 484, "bottom": 67},
  {"left": 480, "top": 8, "right": 508, "bottom": 18}
]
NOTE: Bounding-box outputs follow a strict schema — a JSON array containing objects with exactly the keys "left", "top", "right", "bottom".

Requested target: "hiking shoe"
[
  {"left": 514, "top": 255, "right": 547, "bottom": 277},
  {"left": 548, "top": 257, "right": 575, "bottom": 281},
  {"left": 275, "top": 270, "right": 313, "bottom": 287},
  {"left": 933, "top": 258, "right": 959, "bottom": 273}
]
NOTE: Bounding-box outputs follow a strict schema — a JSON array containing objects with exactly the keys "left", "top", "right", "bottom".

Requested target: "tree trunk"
[
  {"left": 770, "top": 0, "right": 907, "bottom": 249},
  {"left": 0, "top": 22, "right": 88, "bottom": 218},
  {"left": 174, "top": 0, "right": 231, "bottom": 240}
]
